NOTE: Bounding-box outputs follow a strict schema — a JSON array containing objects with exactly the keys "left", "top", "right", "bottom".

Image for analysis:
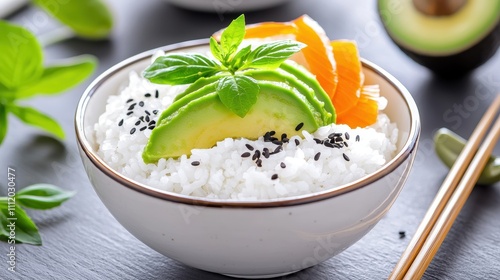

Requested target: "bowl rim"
[{"left": 75, "top": 39, "right": 421, "bottom": 208}]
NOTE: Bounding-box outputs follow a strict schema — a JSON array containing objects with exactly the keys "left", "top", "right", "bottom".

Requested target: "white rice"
[{"left": 94, "top": 71, "right": 398, "bottom": 200}]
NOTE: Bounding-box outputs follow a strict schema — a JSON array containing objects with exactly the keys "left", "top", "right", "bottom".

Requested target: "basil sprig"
[
  {"left": 0, "top": 21, "right": 97, "bottom": 145},
  {"left": 143, "top": 15, "right": 305, "bottom": 118},
  {"left": 0, "top": 184, "right": 75, "bottom": 245}
]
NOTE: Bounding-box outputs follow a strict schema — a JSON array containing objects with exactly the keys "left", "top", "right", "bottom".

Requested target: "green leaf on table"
[
  {"left": 0, "top": 104, "right": 7, "bottom": 145},
  {"left": 219, "top": 14, "right": 246, "bottom": 62},
  {"left": 143, "top": 54, "right": 221, "bottom": 85},
  {"left": 246, "top": 40, "right": 306, "bottom": 69},
  {"left": 15, "top": 55, "right": 97, "bottom": 99},
  {"left": 7, "top": 105, "right": 65, "bottom": 139},
  {"left": 33, "top": 0, "right": 113, "bottom": 39},
  {"left": 0, "top": 198, "right": 42, "bottom": 245},
  {"left": 217, "top": 75, "right": 259, "bottom": 118},
  {"left": 16, "top": 184, "right": 75, "bottom": 210},
  {"left": 0, "top": 21, "right": 43, "bottom": 89}
]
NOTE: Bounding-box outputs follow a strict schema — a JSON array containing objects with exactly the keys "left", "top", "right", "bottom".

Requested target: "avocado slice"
[
  {"left": 174, "top": 73, "right": 228, "bottom": 102},
  {"left": 243, "top": 68, "right": 334, "bottom": 124},
  {"left": 378, "top": 0, "right": 500, "bottom": 76},
  {"left": 142, "top": 81, "right": 321, "bottom": 162},
  {"left": 279, "top": 61, "right": 336, "bottom": 122}
]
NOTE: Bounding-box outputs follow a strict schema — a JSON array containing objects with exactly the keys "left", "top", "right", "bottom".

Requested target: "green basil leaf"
[
  {"left": 143, "top": 54, "right": 220, "bottom": 85},
  {"left": 0, "top": 103, "right": 7, "bottom": 145},
  {"left": 0, "top": 21, "right": 43, "bottom": 89},
  {"left": 217, "top": 75, "right": 259, "bottom": 118},
  {"left": 246, "top": 40, "right": 306, "bottom": 69},
  {"left": 15, "top": 55, "right": 97, "bottom": 99},
  {"left": 220, "top": 15, "right": 245, "bottom": 62},
  {"left": 16, "top": 184, "right": 75, "bottom": 210},
  {"left": 210, "top": 37, "right": 224, "bottom": 63},
  {"left": 7, "top": 105, "right": 65, "bottom": 139},
  {"left": 0, "top": 198, "right": 42, "bottom": 245},
  {"left": 229, "top": 45, "right": 252, "bottom": 71},
  {"left": 33, "top": 0, "right": 113, "bottom": 39}
]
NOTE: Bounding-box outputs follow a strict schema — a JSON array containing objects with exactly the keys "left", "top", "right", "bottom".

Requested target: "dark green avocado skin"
[
  {"left": 399, "top": 22, "right": 500, "bottom": 77},
  {"left": 378, "top": 4, "right": 500, "bottom": 77}
]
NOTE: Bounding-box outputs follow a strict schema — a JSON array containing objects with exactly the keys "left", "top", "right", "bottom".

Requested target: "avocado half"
[{"left": 378, "top": 0, "right": 500, "bottom": 76}]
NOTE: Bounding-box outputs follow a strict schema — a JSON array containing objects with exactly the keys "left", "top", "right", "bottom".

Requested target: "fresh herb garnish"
[
  {"left": 0, "top": 21, "right": 97, "bottom": 145},
  {"left": 143, "top": 15, "right": 306, "bottom": 117},
  {"left": 0, "top": 184, "right": 75, "bottom": 245}
]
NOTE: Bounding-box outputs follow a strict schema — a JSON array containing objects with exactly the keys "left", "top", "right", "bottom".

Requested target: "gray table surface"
[{"left": 1, "top": 0, "right": 500, "bottom": 279}]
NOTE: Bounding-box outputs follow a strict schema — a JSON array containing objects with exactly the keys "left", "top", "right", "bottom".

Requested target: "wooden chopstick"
[
  {"left": 389, "top": 95, "right": 500, "bottom": 280},
  {"left": 405, "top": 109, "right": 500, "bottom": 279}
]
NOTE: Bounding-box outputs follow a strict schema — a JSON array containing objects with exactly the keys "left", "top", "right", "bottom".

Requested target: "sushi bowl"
[{"left": 75, "top": 39, "right": 420, "bottom": 278}]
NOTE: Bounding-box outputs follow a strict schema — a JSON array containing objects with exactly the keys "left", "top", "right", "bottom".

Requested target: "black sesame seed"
[
  {"left": 241, "top": 152, "right": 251, "bottom": 158},
  {"left": 356, "top": 135, "right": 360, "bottom": 142},
  {"left": 245, "top": 144, "right": 254, "bottom": 151},
  {"left": 140, "top": 126, "right": 147, "bottom": 131},
  {"left": 118, "top": 119, "right": 124, "bottom": 126},
  {"left": 274, "top": 146, "right": 283, "bottom": 153},
  {"left": 153, "top": 110, "right": 159, "bottom": 115},
  {"left": 126, "top": 98, "right": 134, "bottom": 103},
  {"left": 271, "top": 174, "right": 278, "bottom": 180},
  {"left": 295, "top": 122, "right": 304, "bottom": 131},
  {"left": 343, "top": 153, "right": 350, "bottom": 161},
  {"left": 399, "top": 231, "right": 406, "bottom": 239},
  {"left": 145, "top": 115, "right": 150, "bottom": 122},
  {"left": 139, "top": 101, "right": 145, "bottom": 107},
  {"left": 139, "top": 116, "right": 144, "bottom": 121},
  {"left": 344, "top": 141, "right": 349, "bottom": 147},
  {"left": 345, "top": 132, "right": 350, "bottom": 140},
  {"left": 191, "top": 161, "right": 200, "bottom": 166},
  {"left": 149, "top": 120, "right": 156, "bottom": 126},
  {"left": 145, "top": 110, "right": 151, "bottom": 116},
  {"left": 269, "top": 131, "right": 276, "bottom": 136},
  {"left": 335, "top": 136, "right": 343, "bottom": 142},
  {"left": 130, "top": 128, "right": 136, "bottom": 134},
  {"left": 252, "top": 150, "right": 261, "bottom": 160},
  {"left": 281, "top": 133, "right": 287, "bottom": 140},
  {"left": 272, "top": 140, "right": 283, "bottom": 146},
  {"left": 145, "top": 93, "right": 151, "bottom": 98},
  {"left": 280, "top": 162, "right": 286, "bottom": 168},
  {"left": 256, "top": 159, "right": 262, "bottom": 167},
  {"left": 313, "top": 138, "right": 323, "bottom": 144},
  {"left": 155, "top": 90, "right": 159, "bottom": 98},
  {"left": 127, "top": 103, "right": 136, "bottom": 111},
  {"left": 127, "top": 111, "right": 133, "bottom": 116},
  {"left": 294, "top": 139, "right": 300, "bottom": 145},
  {"left": 135, "top": 120, "right": 141, "bottom": 126},
  {"left": 263, "top": 132, "right": 271, "bottom": 141},
  {"left": 263, "top": 148, "right": 270, "bottom": 158},
  {"left": 148, "top": 126, "right": 155, "bottom": 130},
  {"left": 334, "top": 143, "right": 343, "bottom": 149},
  {"left": 328, "top": 133, "right": 336, "bottom": 139},
  {"left": 324, "top": 141, "right": 334, "bottom": 148},
  {"left": 314, "top": 152, "right": 321, "bottom": 161}
]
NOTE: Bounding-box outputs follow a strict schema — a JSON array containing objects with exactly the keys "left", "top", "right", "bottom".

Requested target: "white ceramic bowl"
[
  {"left": 75, "top": 39, "right": 420, "bottom": 278},
  {"left": 163, "top": 0, "right": 289, "bottom": 12}
]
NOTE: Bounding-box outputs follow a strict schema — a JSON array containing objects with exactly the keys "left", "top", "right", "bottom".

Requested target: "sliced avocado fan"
[{"left": 142, "top": 80, "right": 324, "bottom": 162}]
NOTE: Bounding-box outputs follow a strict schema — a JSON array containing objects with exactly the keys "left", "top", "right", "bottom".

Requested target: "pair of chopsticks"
[{"left": 390, "top": 95, "right": 500, "bottom": 279}]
